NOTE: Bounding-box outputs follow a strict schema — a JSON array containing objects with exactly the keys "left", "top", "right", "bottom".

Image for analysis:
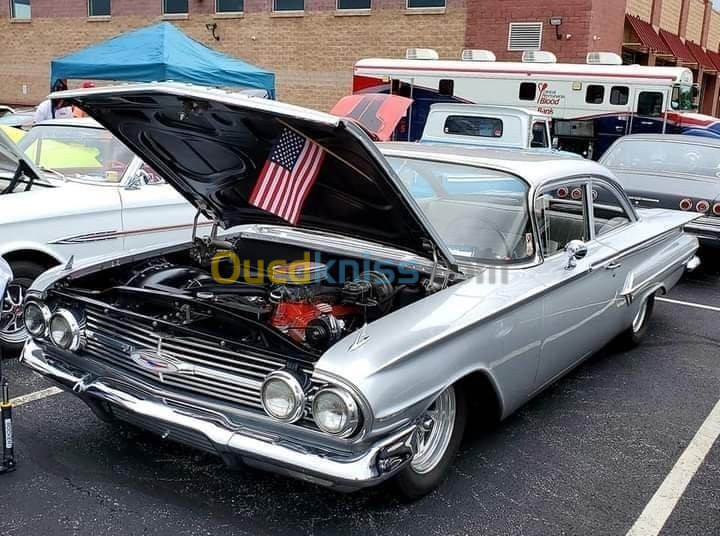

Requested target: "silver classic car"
[{"left": 20, "top": 84, "right": 700, "bottom": 498}]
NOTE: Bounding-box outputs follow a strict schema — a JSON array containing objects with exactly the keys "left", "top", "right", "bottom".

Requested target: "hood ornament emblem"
[{"left": 129, "top": 337, "right": 180, "bottom": 382}]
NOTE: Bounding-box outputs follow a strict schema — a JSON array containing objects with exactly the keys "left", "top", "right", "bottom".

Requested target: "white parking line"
[
  {"left": 656, "top": 297, "right": 720, "bottom": 313},
  {"left": 626, "top": 398, "right": 720, "bottom": 536},
  {"left": 10, "top": 386, "right": 63, "bottom": 407}
]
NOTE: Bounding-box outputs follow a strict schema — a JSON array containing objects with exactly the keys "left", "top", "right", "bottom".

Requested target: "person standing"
[{"left": 33, "top": 79, "right": 72, "bottom": 123}]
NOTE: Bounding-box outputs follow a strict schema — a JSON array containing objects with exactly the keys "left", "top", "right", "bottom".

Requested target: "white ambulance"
[{"left": 353, "top": 49, "right": 716, "bottom": 159}]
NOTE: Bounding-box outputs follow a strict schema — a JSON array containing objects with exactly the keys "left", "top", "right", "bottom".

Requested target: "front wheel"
[
  {"left": 394, "top": 385, "right": 467, "bottom": 500},
  {"left": 0, "top": 260, "right": 47, "bottom": 353}
]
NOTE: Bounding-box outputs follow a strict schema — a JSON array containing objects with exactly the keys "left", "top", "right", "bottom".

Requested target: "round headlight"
[
  {"left": 23, "top": 302, "right": 50, "bottom": 337},
  {"left": 260, "top": 370, "right": 306, "bottom": 423},
  {"left": 48, "top": 309, "right": 82, "bottom": 351},
  {"left": 312, "top": 387, "right": 360, "bottom": 438}
]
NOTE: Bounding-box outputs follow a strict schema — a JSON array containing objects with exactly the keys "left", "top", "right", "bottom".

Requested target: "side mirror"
[
  {"left": 564, "top": 240, "right": 587, "bottom": 269},
  {"left": 125, "top": 169, "right": 149, "bottom": 190}
]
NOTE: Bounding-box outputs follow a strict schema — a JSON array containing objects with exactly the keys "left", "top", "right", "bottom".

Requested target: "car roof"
[
  {"left": 614, "top": 133, "right": 720, "bottom": 147},
  {"left": 33, "top": 117, "right": 103, "bottom": 129},
  {"left": 428, "top": 103, "right": 549, "bottom": 119},
  {"left": 377, "top": 142, "right": 612, "bottom": 186}
]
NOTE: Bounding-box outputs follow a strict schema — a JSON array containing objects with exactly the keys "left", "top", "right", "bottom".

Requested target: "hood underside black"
[{"left": 61, "top": 85, "right": 447, "bottom": 262}]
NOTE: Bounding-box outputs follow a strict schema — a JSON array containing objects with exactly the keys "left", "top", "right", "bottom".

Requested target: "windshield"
[
  {"left": 671, "top": 85, "right": 697, "bottom": 111},
  {"left": 602, "top": 139, "right": 720, "bottom": 178},
  {"left": 17, "top": 124, "right": 134, "bottom": 182},
  {"left": 387, "top": 156, "right": 534, "bottom": 264}
]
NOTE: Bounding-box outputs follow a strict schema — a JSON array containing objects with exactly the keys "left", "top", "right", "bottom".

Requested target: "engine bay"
[{"left": 53, "top": 237, "right": 441, "bottom": 357}]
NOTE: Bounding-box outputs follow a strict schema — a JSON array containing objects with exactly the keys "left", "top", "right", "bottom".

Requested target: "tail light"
[
  {"left": 713, "top": 202, "right": 720, "bottom": 216},
  {"left": 696, "top": 200, "right": 710, "bottom": 213},
  {"left": 679, "top": 198, "right": 693, "bottom": 210},
  {"left": 571, "top": 187, "right": 583, "bottom": 200},
  {"left": 557, "top": 186, "right": 568, "bottom": 198}
]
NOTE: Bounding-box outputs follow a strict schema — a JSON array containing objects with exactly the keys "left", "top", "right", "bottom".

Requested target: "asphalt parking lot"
[{"left": 0, "top": 261, "right": 718, "bottom": 536}]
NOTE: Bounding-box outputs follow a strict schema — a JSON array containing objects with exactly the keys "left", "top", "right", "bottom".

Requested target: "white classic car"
[{"left": 0, "top": 118, "right": 207, "bottom": 350}]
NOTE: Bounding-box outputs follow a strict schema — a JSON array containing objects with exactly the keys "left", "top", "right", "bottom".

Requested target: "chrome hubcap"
[
  {"left": 632, "top": 300, "right": 648, "bottom": 333},
  {"left": 0, "top": 283, "right": 26, "bottom": 337},
  {"left": 410, "top": 386, "right": 456, "bottom": 474}
]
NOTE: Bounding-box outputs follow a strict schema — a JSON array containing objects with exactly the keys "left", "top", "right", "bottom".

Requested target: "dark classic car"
[
  {"left": 600, "top": 134, "right": 720, "bottom": 246},
  {"left": 20, "top": 84, "right": 700, "bottom": 498}
]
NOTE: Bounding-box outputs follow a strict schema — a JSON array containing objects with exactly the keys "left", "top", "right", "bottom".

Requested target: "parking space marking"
[
  {"left": 10, "top": 386, "right": 63, "bottom": 407},
  {"left": 656, "top": 297, "right": 720, "bottom": 313},
  {"left": 626, "top": 398, "right": 720, "bottom": 536}
]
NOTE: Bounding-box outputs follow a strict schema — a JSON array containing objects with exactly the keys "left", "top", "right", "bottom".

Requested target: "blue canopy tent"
[{"left": 50, "top": 22, "right": 275, "bottom": 98}]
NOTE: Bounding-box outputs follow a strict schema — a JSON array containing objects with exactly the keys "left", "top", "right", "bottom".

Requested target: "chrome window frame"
[{"left": 588, "top": 175, "right": 637, "bottom": 239}]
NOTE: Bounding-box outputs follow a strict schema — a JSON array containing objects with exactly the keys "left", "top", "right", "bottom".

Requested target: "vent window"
[{"left": 508, "top": 22, "right": 543, "bottom": 51}]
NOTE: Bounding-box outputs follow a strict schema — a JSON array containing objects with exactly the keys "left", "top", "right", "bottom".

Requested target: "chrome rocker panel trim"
[{"left": 20, "top": 339, "right": 418, "bottom": 491}]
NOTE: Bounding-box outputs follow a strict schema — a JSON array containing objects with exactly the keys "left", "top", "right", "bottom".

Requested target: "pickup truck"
[{"left": 419, "top": 103, "right": 580, "bottom": 157}]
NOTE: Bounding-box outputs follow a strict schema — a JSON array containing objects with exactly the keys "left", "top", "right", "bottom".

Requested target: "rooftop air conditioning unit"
[
  {"left": 521, "top": 51, "right": 557, "bottom": 63},
  {"left": 406, "top": 48, "right": 440, "bottom": 60},
  {"left": 586, "top": 52, "right": 623, "bottom": 65},
  {"left": 461, "top": 49, "right": 497, "bottom": 62}
]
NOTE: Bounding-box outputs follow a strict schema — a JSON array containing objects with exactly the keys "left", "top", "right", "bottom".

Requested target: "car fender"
[
  {"left": 0, "top": 241, "right": 65, "bottom": 266},
  {"left": 315, "top": 269, "right": 547, "bottom": 436}
]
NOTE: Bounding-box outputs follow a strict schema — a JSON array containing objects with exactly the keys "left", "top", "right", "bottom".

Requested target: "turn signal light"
[
  {"left": 713, "top": 203, "right": 720, "bottom": 216},
  {"left": 696, "top": 200, "right": 710, "bottom": 213},
  {"left": 679, "top": 198, "right": 693, "bottom": 210}
]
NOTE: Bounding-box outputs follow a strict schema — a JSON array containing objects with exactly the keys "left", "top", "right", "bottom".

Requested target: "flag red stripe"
[
  {"left": 280, "top": 142, "right": 317, "bottom": 221},
  {"left": 271, "top": 142, "right": 311, "bottom": 216},
  {"left": 249, "top": 159, "right": 274, "bottom": 203},
  {"left": 260, "top": 162, "right": 288, "bottom": 211},
  {"left": 287, "top": 148, "right": 324, "bottom": 224},
  {"left": 253, "top": 161, "right": 283, "bottom": 209}
]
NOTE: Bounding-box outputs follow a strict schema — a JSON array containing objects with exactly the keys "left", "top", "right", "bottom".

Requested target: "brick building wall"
[
  {"left": 626, "top": 0, "right": 653, "bottom": 19},
  {"left": 0, "top": 1, "right": 466, "bottom": 111},
  {"left": 709, "top": 10, "right": 720, "bottom": 49},
  {"left": 686, "top": 0, "right": 705, "bottom": 42},
  {"left": 660, "top": 0, "right": 682, "bottom": 31}
]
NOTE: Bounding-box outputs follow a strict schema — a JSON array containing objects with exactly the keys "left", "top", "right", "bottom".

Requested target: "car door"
[
  {"left": 118, "top": 162, "right": 206, "bottom": 251},
  {"left": 630, "top": 89, "right": 666, "bottom": 134},
  {"left": 533, "top": 179, "right": 625, "bottom": 389}
]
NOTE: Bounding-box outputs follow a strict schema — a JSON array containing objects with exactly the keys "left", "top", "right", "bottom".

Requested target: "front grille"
[{"left": 65, "top": 303, "right": 318, "bottom": 422}]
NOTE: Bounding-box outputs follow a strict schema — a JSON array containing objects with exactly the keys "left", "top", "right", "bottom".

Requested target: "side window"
[
  {"left": 637, "top": 91, "right": 664, "bottom": 117},
  {"left": 534, "top": 183, "right": 588, "bottom": 257},
  {"left": 592, "top": 182, "right": 631, "bottom": 236},
  {"left": 519, "top": 82, "right": 536, "bottom": 101},
  {"left": 531, "top": 122, "right": 548, "bottom": 148},
  {"left": 610, "top": 86, "right": 629, "bottom": 105},
  {"left": 438, "top": 79, "right": 454, "bottom": 96},
  {"left": 585, "top": 85, "right": 605, "bottom": 104}
]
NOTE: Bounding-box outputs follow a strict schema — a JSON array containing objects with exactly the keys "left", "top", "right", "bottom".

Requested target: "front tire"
[
  {"left": 619, "top": 293, "right": 655, "bottom": 347},
  {"left": 394, "top": 385, "right": 467, "bottom": 500},
  {"left": 0, "top": 260, "right": 46, "bottom": 353}
]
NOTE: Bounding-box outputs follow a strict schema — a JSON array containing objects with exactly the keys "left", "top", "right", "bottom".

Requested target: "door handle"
[
  {"left": 640, "top": 121, "right": 653, "bottom": 126},
  {"left": 605, "top": 261, "right": 622, "bottom": 271}
]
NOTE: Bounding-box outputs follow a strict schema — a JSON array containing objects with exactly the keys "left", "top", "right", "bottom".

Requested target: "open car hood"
[{"left": 58, "top": 83, "right": 455, "bottom": 267}]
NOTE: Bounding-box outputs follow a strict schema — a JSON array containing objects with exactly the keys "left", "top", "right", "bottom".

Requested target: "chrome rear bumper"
[{"left": 20, "top": 339, "right": 418, "bottom": 491}]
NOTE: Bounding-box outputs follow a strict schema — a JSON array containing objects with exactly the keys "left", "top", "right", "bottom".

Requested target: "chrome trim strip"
[
  {"left": 20, "top": 339, "right": 417, "bottom": 491},
  {"left": 628, "top": 196, "right": 660, "bottom": 204},
  {"left": 49, "top": 222, "right": 214, "bottom": 245}
]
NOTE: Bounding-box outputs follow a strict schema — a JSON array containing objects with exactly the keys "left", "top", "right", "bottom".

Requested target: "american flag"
[{"left": 249, "top": 128, "right": 325, "bottom": 225}]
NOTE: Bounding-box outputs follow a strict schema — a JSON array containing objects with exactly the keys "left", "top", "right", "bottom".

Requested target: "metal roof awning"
[
  {"left": 687, "top": 41, "right": 717, "bottom": 72},
  {"left": 624, "top": 15, "right": 671, "bottom": 55},
  {"left": 707, "top": 49, "right": 720, "bottom": 72},
  {"left": 660, "top": 29, "right": 697, "bottom": 65}
]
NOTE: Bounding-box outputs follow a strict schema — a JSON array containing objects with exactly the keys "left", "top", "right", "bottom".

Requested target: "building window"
[
  {"left": 10, "top": 0, "right": 31, "bottom": 19},
  {"left": 337, "top": 0, "right": 370, "bottom": 8},
  {"left": 216, "top": 0, "right": 243, "bottom": 12},
  {"left": 407, "top": 0, "right": 445, "bottom": 8},
  {"left": 585, "top": 85, "right": 605, "bottom": 104},
  {"left": 610, "top": 86, "right": 629, "bottom": 106},
  {"left": 508, "top": 22, "right": 543, "bottom": 51},
  {"left": 88, "top": 0, "right": 110, "bottom": 16},
  {"left": 519, "top": 82, "right": 536, "bottom": 101},
  {"left": 274, "top": 0, "right": 303, "bottom": 10},
  {"left": 163, "top": 0, "right": 188, "bottom": 14}
]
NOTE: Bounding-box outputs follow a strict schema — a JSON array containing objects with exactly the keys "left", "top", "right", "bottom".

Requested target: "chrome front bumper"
[{"left": 20, "top": 339, "right": 418, "bottom": 491}]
